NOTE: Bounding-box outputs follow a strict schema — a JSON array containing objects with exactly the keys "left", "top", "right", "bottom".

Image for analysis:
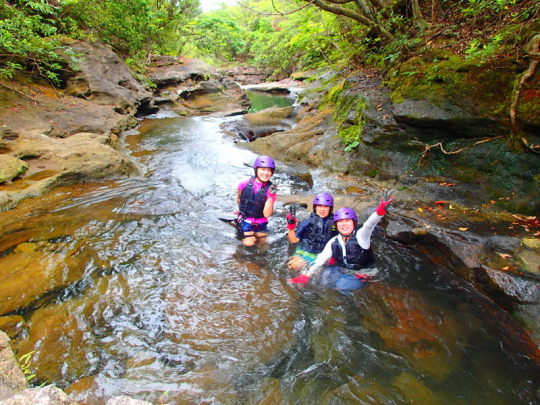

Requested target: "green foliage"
[
  {"left": 67, "top": 0, "right": 194, "bottom": 56},
  {"left": 323, "top": 80, "right": 367, "bottom": 152},
  {"left": 460, "top": 0, "right": 517, "bottom": 18},
  {"left": 464, "top": 33, "right": 504, "bottom": 64},
  {"left": 188, "top": 13, "right": 246, "bottom": 62},
  {"left": 0, "top": 0, "right": 69, "bottom": 83},
  {"left": 18, "top": 351, "right": 36, "bottom": 383}
]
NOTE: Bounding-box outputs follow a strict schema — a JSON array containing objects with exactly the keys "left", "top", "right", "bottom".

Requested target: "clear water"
[
  {"left": 246, "top": 90, "right": 294, "bottom": 113},
  {"left": 1, "top": 111, "right": 538, "bottom": 405}
]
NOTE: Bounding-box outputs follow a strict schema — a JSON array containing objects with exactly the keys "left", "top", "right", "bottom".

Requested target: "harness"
[
  {"left": 298, "top": 213, "right": 336, "bottom": 254},
  {"left": 331, "top": 230, "right": 374, "bottom": 270},
  {"left": 239, "top": 176, "right": 271, "bottom": 219}
]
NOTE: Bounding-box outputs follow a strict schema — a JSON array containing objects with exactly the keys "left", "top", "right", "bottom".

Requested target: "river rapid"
[{"left": 1, "top": 96, "right": 538, "bottom": 404}]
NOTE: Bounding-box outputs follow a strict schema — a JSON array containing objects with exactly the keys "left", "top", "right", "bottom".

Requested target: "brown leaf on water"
[
  {"left": 439, "top": 182, "right": 455, "bottom": 187},
  {"left": 502, "top": 266, "right": 510, "bottom": 271}
]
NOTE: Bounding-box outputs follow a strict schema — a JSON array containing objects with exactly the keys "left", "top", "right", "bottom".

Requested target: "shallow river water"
[{"left": 1, "top": 106, "right": 538, "bottom": 404}]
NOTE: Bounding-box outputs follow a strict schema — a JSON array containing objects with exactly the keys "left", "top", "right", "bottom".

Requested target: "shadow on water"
[{"left": 0, "top": 105, "right": 538, "bottom": 404}]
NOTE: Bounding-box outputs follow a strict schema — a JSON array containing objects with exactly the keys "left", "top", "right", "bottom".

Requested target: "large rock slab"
[
  {"left": 146, "top": 57, "right": 217, "bottom": 86},
  {"left": 0, "top": 132, "right": 138, "bottom": 212},
  {"left": 64, "top": 41, "right": 152, "bottom": 115}
]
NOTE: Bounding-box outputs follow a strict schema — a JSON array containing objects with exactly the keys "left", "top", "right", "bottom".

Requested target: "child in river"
[
  {"left": 286, "top": 192, "right": 338, "bottom": 271},
  {"left": 236, "top": 155, "right": 277, "bottom": 246},
  {"left": 288, "top": 191, "right": 394, "bottom": 291}
]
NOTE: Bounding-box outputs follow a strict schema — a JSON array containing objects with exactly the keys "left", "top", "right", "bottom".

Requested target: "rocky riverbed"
[{"left": 0, "top": 40, "right": 538, "bottom": 404}]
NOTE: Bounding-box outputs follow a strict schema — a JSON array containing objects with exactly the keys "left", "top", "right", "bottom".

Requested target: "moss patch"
[{"left": 387, "top": 50, "right": 520, "bottom": 121}]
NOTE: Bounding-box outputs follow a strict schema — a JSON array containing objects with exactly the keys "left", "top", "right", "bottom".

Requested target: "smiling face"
[
  {"left": 315, "top": 205, "right": 332, "bottom": 218},
  {"left": 255, "top": 167, "right": 273, "bottom": 183},
  {"left": 336, "top": 218, "right": 355, "bottom": 236}
]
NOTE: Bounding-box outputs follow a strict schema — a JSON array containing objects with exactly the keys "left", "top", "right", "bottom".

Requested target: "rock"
[
  {"left": 0, "top": 132, "right": 138, "bottom": 212},
  {"left": 223, "top": 106, "right": 294, "bottom": 141},
  {"left": 15, "top": 302, "right": 99, "bottom": 383},
  {"left": 219, "top": 65, "right": 272, "bottom": 85},
  {"left": 147, "top": 58, "right": 216, "bottom": 86},
  {"left": 0, "top": 316, "right": 25, "bottom": 339},
  {"left": 392, "top": 98, "right": 503, "bottom": 139},
  {"left": 474, "top": 266, "right": 540, "bottom": 304},
  {"left": 362, "top": 285, "right": 463, "bottom": 382},
  {"left": 0, "top": 331, "right": 27, "bottom": 395},
  {"left": 106, "top": 395, "right": 153, "bottom": 405},
  {"left": 2, "top": 385, "right": 76, "bottom": 405},
  {"left": 393, "top": 373, "right": 443, "bottom": 405},
  {"left": 244, "top": 106, "right": 294, "bottom": 126},
  {"left": 244, "top": 78, "right": 304, "bottom": 93},
  {"left": 64, "top": 41, "right": 152, "bottom": 115},
  {"left": 0, "top": 155, "right": 28, "bottom": 183}
]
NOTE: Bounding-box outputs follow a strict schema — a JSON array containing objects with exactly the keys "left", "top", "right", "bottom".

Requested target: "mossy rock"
[
  {"left": 388, "top": 51, "right": 521, "bottom": 122},
  {"left": 0, "top": 155, "right": 28, "bottom": 183}
]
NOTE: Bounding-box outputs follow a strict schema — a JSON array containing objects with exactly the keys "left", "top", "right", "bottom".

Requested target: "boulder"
[
  {"left": 0, "top": 155, "right": 28, "bottom": 183},
  {"left": 0, "top": 331, "right": 27, "bottom": 401},
  {"left": 222, "top": 106, "right": 295, "bottom": 141},
  {"left": 64, "top": 41, "right": 152, "bottom": 115},
  {"left": 2, "top": 385, "right": 76, "bottom": 405},
  {"left": 147, "top": 58, "right": 216, "bottom": 86},
  {"left": 106, "top": 396, "right": 153, "bottom": 405}
]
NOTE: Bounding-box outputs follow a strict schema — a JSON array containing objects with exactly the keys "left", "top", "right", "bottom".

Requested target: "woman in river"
[
  {"left": 236, "top": 155, "right": 277, "bottom": 246},
  {"left": 286, "top": 192, "right": 338, "bottom": 271},
  {"left": 288, "top": 191, "right": 394, "bottom": 291}
]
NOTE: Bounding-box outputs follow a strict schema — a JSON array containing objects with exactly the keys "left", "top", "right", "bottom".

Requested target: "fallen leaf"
[
  {"left": 490, "top": 200, "right": 497, "bottom": 204},
  {"left": 417, "top": 208, "right": 424, "bottom": 212},
  {"left": 434, "top": 200, "right": 448, "bottom": 205},
  {"left": 459, "top": 227, "right": 468, "bottom": 231},
  {"left": 498, "top": 253, "right": 512, "bottom": 259},
  {"left": 449, "top": 204, "right": 455, "bottom": 209},
  {"left": 502, "top": 266, "right": 510, "bottom": 271}
]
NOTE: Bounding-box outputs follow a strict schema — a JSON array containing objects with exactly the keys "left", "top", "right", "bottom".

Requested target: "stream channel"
[{"left": 1, "top": 92, "right": 538, "bottom": 404}]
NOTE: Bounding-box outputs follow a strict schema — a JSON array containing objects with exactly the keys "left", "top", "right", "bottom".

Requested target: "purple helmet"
[
  {"left": 313, "top": 192, "right": 334, "bottom": 210},
  {"left": 333, "top": 207, "right": 357, "bottom": 224},
  {"left": 253, "top": 155, "right": 275, "bottom": 173}
]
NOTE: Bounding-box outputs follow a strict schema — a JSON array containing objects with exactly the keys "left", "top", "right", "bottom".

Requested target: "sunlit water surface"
[{"left": 1, "top": 110, "right": 538, "bottom": 405}]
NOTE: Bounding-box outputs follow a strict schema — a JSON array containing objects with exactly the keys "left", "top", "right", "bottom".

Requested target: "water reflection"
[{"left": 0, "top": 111, "right": 538, "bottom": 405}]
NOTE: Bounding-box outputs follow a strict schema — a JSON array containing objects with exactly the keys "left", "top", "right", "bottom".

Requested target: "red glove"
[
  {"left": 327, "top": 257, "right": 337, "bottom": 265},
  {"left": 286, "top": 213, "right": 297, "bottom": 230},
  {"left": 376, "top": 195, "right": 394, "bottom": 215},
  {"left": 288, "top": 274, "right": 310, "bottom": 284}
]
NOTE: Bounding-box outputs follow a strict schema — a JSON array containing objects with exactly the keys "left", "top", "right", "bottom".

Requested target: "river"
[{"left": 0, "top": 94, "right": 538, "bottom": 404}]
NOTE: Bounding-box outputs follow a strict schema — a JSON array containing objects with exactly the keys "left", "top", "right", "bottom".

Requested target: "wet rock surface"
[{"left": 222, "top": 106, "right": 295, "bottom": 141}]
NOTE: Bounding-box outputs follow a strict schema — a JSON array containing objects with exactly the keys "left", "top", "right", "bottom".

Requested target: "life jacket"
[
  {"left": 331, "top": 230, "right": 374, "bottom": 270},
  {"left": 298, "top": 213, "right": 336, "bottom": 254},
  {"left": 239, "top": 176, "right": 271, "bottom": 219}
]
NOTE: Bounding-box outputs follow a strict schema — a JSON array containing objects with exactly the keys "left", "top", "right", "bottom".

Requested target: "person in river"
[
  {"left": 286, "top": 192, "right": 338, "bottom": 271},
  {"left": 236, "top": 155, "right": 277, "bottom": 246},
  {"left": 288, "top": 191, "right": 394, "bottom": 291}
]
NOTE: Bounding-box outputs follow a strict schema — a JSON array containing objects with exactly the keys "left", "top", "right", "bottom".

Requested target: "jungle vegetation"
[{"left": 1, "top": 0, "right": 537, "bottom": 83}]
